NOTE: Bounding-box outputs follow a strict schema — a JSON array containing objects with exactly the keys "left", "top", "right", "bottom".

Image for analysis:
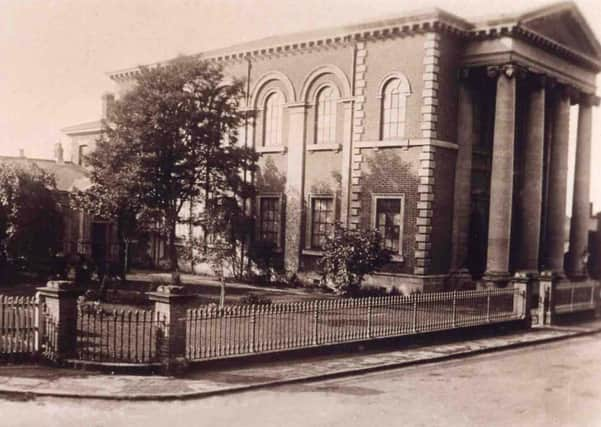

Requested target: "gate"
[
  {"left": 0, "top": 295, "right": 58, "bottom": 360},
  {"left": 0, "top": 296, "right": 37, "bottom": 356}
]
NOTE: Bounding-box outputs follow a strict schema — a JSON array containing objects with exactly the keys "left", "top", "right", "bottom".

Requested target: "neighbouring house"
[
  {"left": 65, "top": 2, "right": 600, "bottom": 291},
  {"left": 62, "top": 94, "right": 177, "bottom": 270},
  {"left": 0, "top": 147, "right": 119, "bottom": 267}
]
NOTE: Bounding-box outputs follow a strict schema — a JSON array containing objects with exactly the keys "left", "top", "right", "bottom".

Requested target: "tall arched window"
[
  {"left": 315, "top": 86, "right": 337, "bottom": 145},
  {"left": 381, "top": 78, "right": 408, "bottom": 139},
  {"left": 263, "top": 91, "right": 284, "bottom": 147}
]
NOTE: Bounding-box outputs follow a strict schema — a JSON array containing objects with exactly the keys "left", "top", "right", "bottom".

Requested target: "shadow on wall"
[
  {"left": 360, "top": 149, "right": 419, "bottom": 274},
  {"left": 256, "top": 156, "right": 286, "bottom": 193}
]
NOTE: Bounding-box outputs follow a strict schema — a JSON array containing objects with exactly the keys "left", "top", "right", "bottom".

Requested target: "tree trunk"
[
  {"left": 116, "top": 216, "right": 126, "bottom": 283},
  {"left": 167, "top": 210, "right": 179, "bottom": 282},
  {"left": 219, "top": 275, "right": 226, "bottom": 308}
]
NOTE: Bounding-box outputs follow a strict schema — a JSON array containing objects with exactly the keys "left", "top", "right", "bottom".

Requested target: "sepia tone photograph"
[{"left": 1, "top": 0, "right": 600, "bottom": 425}]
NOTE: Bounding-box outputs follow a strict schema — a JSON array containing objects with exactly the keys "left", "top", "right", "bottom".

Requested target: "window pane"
[
  {"left": 263, "top": 92, "right": 284, "bottom": 147},
  {"left": 260, "top": 197, "right": 279, "bottom": 245},
  {"left": 311, "top": 197, "right": 334, "bottom": 249},
  {"left": 376, "top": 198, "right": 402, "bottom": 253},
  {"left": 316, "top": 87, "right": 337, "bottom": 145},
  {"left": 382, "top": 79, "right": 407, "bottom": 139}
]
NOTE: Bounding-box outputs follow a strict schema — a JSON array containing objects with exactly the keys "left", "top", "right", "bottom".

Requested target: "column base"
[
  {"left": 565, "top": 270, "right": 588, "bottom": 282},
  {"left": 480, "top": 271, "right": 512, "bottom": 288}
]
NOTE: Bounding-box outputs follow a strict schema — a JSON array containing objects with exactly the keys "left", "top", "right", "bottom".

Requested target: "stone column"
[
  {"left": 450, "top": 69, "right": 475, "bottom": 273},
  {"left": 36, "top": 280, "right": 81, "bottom": 359},
  {"left": 516, "top": 77, "right": 546, "bottom": 272},
  {"left": 566, "top": 97, "right": 594, "bottom": 278},
  {"left": 147, "top": 285, "right": 190, "bottom": 372},
  {"left": 484, "top": 64, "right": 517, "bottom": 285},
  {"left": 284, "top": 103, "right": 307, "bottom": 275},
  {"left": 543, "top": 87, "right": 571, "bottom": 274}
]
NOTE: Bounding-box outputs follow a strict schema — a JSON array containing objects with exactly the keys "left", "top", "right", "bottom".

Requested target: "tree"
[
  {"left": 0, "top": 163, "right": 64, "bottom": 277},
  {"left": 319, "top": 224, "right": 391, "bottom": 295},
  {"left": 80, "top": 56, "right": 257, "bottom": 280}
]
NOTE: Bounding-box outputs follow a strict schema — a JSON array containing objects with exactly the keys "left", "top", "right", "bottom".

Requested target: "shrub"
[
  {"left": 319, "top": 224, "right": 391, "bottom": 295},
  {"left": 248, "top": 238, "right": 280, "bottom": 283},
  {"left": 347, "top": 285, "right": 388, "bottom": 298},
  {"left": 239, "top": 293, "right": 272, "bottom": 305}
]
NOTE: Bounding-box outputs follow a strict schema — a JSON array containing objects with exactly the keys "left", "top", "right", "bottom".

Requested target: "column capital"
[
  {"left": 576, "top": 93, "right": 599, "bottom": 107},
  {"left": 486, "top": 65, "right": 500, "bottom": 80},
  {"left": 553, "top": 83, "right": 574, "bottom": 102},
  {"left": 457, "top": 66, "right": 472, "bottom": 82},
  {"left": 530, "top": 73, "right": 547, "bottom": 90},
  {"left": 486, "top": 63, "right": 527, "bottom": 80}
]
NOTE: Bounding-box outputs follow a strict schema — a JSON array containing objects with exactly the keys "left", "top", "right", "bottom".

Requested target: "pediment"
[{"left": 519, "top": 3, "right": 601, "bottom": 61}]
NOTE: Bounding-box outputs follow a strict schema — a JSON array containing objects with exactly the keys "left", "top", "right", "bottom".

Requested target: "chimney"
[
  {"left": 19, "top": 148, "right": 25, "bottom": 158},
  {"left": 54, "top": 142, "right": 64, "bottom": 164},
  {"left": 101, "top": 92, "right": 115, "bottom": 119}
]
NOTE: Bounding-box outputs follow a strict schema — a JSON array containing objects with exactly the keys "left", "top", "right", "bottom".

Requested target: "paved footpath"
[{"left": 0, "top": 320, "right": 600, "bottom": 401}]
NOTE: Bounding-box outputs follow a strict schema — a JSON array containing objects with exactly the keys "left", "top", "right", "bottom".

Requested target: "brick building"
[{"left": 66, "top": 2, "right": 600, "bottom": 291}]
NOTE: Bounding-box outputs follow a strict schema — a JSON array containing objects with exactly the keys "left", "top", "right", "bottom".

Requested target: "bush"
[
  {"left": 248, "top": 239, "right": 280, "bottom": 283},
  {"left": 239, "top": 293, "right": 272, "bottom": 305},
  {"left": 319, "top": 224, "right": 391, "bottom": 295},
  {"left": 347, "top": 285, "right": 388, "bottom": 298}
]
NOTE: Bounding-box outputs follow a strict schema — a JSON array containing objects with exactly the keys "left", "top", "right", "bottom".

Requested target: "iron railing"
[
  {"left": 0, "top": 296, "right": 37, "bottom": 355},
  {"left": 186, "top": 287, "right": 523, "bottom": 361},
  {"left": 40, "top": 306, "right": 59, "bottom": 361},
  {"left": 76, "top": 305, "right": 163, "bottom": 363},
  {"left": 554, "top": 281, "right": 598, "bottom": 314}
]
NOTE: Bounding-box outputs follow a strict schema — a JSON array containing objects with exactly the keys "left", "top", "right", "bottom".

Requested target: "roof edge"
[{"left": 107, "top": 7, "right": 472, "bottom": 80}]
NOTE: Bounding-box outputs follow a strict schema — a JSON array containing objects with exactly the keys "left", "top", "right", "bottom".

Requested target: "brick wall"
[
  {"left": 358, "top": 147, "right": 420, "bottom": 274},
  {"left": 361, "top": 35, "right": 426, "bottom": 140}
]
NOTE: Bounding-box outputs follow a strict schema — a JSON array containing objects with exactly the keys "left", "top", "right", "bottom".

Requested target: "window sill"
[
  {"left": 302, "top": 249, "right": 324, "bottom": 256},
  {"left": 256, "top": 145, "right": 287, "bottom": 154},
  {"left": 307, "top": 143, "right": 341, "bottom": 152},
  {"left": 355, "top": 139, "right": 409, "bottom": 149},
  {"left": 390, "top": 255, "right": 404, "bottom": 263},
  {"left": 302, "top": 250, "right": 402, "bottom": 262}
]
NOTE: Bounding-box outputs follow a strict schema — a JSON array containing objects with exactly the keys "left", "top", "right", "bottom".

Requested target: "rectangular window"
[
  {"left": 258, "top": 195, "right": 281, "bottom": 247},
  {"left": 310, "top": 197, "right": 335, "bottom": 249},
  {"left": 372, "top": 194, "right": 404, "bottom": 256}
]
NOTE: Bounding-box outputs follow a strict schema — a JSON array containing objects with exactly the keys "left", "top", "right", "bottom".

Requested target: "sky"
[{"left": 1, "top": 0, "right": 600, "bottom": 213}]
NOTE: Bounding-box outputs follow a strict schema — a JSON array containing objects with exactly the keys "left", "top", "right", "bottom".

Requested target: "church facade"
[{"left": 68, "top": 2, "right": 600, "bottom": 291}]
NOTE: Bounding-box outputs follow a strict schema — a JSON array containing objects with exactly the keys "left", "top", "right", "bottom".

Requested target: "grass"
[{"left": 0, "top": 269, "right": 333, "bottom": 308}]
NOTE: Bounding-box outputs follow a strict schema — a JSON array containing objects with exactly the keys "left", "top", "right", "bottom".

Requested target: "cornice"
[
  {"left": 468, "top": 23, "right": 601, "bottom": 72},
  {"left": 109, "top": 10, "right": 472, "bottom": 81},
  {"left": 108, "top": 3, "right": 601, "bottom": 82}
]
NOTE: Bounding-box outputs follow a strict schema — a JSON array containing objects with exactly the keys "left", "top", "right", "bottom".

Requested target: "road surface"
[{"left": 1, "top": 334, "right": 600, "bottom": 427}]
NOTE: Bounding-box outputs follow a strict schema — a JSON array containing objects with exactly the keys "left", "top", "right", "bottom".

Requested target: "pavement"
[{"left": 0, "top": 320, "right": 600, "bottom": 401}]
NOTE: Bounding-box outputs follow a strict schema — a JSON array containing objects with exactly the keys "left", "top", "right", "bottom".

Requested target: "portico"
[{"left": 451, "top": 3, "right": 601, "bottom": 285}]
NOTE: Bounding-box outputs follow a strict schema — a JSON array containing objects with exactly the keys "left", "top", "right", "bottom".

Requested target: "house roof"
[
  {"left": 108, "top": 1, "right": 601, "bottom": 81},
  {"left": 0, "top": 156, "right": 90, "bottom": 192},
  {"left": 61, "top": 120, "right": 103, "bottom": 136}
]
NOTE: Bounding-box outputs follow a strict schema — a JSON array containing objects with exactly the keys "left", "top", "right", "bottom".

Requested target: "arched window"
[
  {"left": 381, "top": 78, "right": 408, "bottom": 139},
  {"left": 263, "top": 91, "right": 284, "bottom": 147},
  {"left": 315, "top": 86, "right": 337, "bottom": 145}
]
